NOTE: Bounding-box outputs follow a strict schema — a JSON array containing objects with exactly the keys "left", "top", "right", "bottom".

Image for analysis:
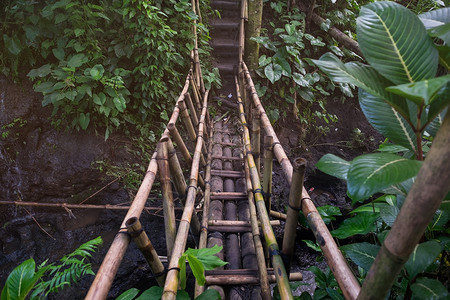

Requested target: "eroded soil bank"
[{"left": 0, "top": 76, "right": 380, "bottom": 298}]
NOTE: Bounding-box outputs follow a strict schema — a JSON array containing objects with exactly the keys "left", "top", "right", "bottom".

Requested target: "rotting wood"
[
  {"left": 162, "top": 90, "right": 209, "bottom": 300},
  {"left": 126, "top": 217, "right": 165, "bottom": 286},
  {"left": 236, "top": 75, "right": 294, "bottom": 299},
  {"left": 282, "top": 157, "right": 307, "bottom": 274},
  {"left": 157, "top": 141, "right": 177, "bottom": 260},
  {"left": 241, "top": 61, "right": 360, "bottom": 300},
  {"left": 205, "top": 272, "right": 303, "bottom": 285}
]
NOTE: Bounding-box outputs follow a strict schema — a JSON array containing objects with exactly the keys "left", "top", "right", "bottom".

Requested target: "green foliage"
[
  {"left": 1, "top": 236, "right": 102, "bottom": 300},
  {"left": 178, "top": 245, "right": 228, "bottom": 290},
  {"left": 251, "top": 3, "right": 342, "bottom": 130},
  {"left": 313, "top": 2, "right": 449, "bottom": 297},
  {"left": 0, "top": 0, "right": 213, "bottom": 139},
  {"left": 307, "top": 266, "right": 344, "bottom": 300}
]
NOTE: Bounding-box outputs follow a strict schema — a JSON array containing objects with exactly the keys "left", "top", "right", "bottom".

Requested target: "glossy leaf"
[
  {"left": 347, "top": 153, "right": 422, "bottom": 203},
  {"left": 341, "top": 243, "right": 380, "bottom": 271},
  {"left": 331, "top": 212, "right": 380, "bottom": 239},
  {"left": 265, "top": 63, "right": 283, "bottom": 84},
  {"left": 411, "top": 278, "right": 449, "bottom": 300},
  {"left": 312, "top": 53, "right": 409, "bottom": 117},
  {"left": 316, "top": 154, "right": 350, "bottom": 180},
  {"left": 194, "top": 289, "right": 221, "bottom": 300},
  {"left": 357, "top": 1, "right": 438, "bottom": 84},
  {"left": 1, "top": 258, "right": 45, "bottom": 300},
  {"left": 317, "top": 205, "right": 342, "bottom": 225},
  {"left": 136, "top": 286, "right": 162, "bottom": 300},
  {"left": 67, "top": 53, "right": 87, "bottom": 68},
  {"left": 185, "top": 246, "right": 228, "bottom": 270},
  {"left": 187, "top": 254, "right": 205, "bottom": 286},
  {"left": 419, "top": 7, "right": 450, "bottom": 45},
  {"left": 427, "top": 85, "right": 450, "bottom": 127},
  {"left": 359, "top": 89, "right": 417, "bottom": 153},
  {"left": 178, "top": 256, "right": 187, "bottom": 290},
  {"left": 115, "top": 288, "right": 140, "bottom": 300},
  {"left": 379, "top": 203, "right": 399, "bottom": 227},
  {"left": 386, "top": 75, "right": 450, "bottom": 106},
  {"left": 90, "top": 64, "right": 105, "bottom": 80},
  {"left": 404, "top": 241, "right": 441, "bottom": 279}
]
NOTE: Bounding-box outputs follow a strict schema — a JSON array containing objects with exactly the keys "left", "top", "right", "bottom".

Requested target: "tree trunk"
[
  {"left": 244, "top": 0, "right": 263, "bottom": 71},
  {"left": 357, "top": 110, "right": 450, "bottom": 300}
]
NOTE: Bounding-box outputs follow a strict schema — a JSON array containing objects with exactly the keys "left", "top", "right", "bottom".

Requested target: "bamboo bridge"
[{"left": 85, "top": 1, "right": 361, "bottom": 299}]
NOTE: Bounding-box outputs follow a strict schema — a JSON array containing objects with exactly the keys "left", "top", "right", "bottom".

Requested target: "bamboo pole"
[
  {"left": 239, "top": 0, "right": 246, "bottom": 63},
  {"left": 178, "top": 99, "right": 197, "bottom": 143},
  {"left": 0, "top": 201, "right": 186, "bottom": 211},
  {"left": 263, "top": 135, "right": 273, "bottom": 213},
  {"left": 210, "top": 170, "right": 245, "bottom": 177},
  {"left": 208, "top": 220, "right": 280, "bottom": 227},
  {"left": 161, "top": 75, "right": 191, "bottom": 142},
  {"left": 162, "top": 90, "right": 209, "bottom": 300},
  {"left": 270, "top": 210, "right": 287, "bottom": 220},
  {"left": 168, "top": 123, "right": 192, "bottom": 165},
  {"left": 282, "top": 157, "right": 307, "bottom": 275},
  {"left": 190, "top": 74, "right": 202, "bottom": 111},
  {"left": 252, "top": 109, "right": 261, "bottom": 176},
  {"left": 167, "top": 139, "right": 187, "bottom": 203},
  {"left": 358, "top": 111, "right": 450, "bottom": 300},
  {"left": 194, "top": 125, "right": 214, "bottom": 297},
  {"left": 85, "top": 153, "right": 158, "bottom": 300},
  {"left": 241, "top": 61, "right": 360, "bottom": 300},
  {"left": 185, "top": 92, "right": 199, "bottom": 127},
  {"left": 125, "top": 217, "right": 165, "bottom": 286},
  {"left": 205, "top": 272, "right": 303, "bottom": 285},
  {"left": 157, "top": 141, "right": 177, "bottom": 260},
  {"left": 236, "top": 76, "right": 293, "bottom": 300}
]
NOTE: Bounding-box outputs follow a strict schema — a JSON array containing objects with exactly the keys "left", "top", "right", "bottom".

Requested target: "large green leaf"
[
  {"left": 347, "top": 153, "right": 422, "bottom": 203},
  {"left": 136, "top": 286, "right": 162, "bottom": 300},
  {"left": 187, "top": 254, "right": 205, "bottom": 286},
  {"left": 194, "top": 289, "right": 221, "bottom": 300},
  {"left": 379, "top": 203, "right": 399, "bottom": 227},
  {"left": 359, "top": 89, "right": 418, "bottom": 153},
  {"left": 316, "top": 154, "right": 350, "bottom": 180},
  {"left": 386, "top": 75, "right": 450, "bottom": 106},
  {"left": 411, "top": 278, "right": 449, "bottom": 300},
  {"left": 1, "top": 258, "right": 45, "bottom": 300},
  {"left": 312, "top": 53, "right": 409, "bottom": 117},
  {"left": 404, "top": 241, "right": 441, "bottom": 279},
  {"left": 341, "top": 242, "right": 380, "bottom": 271},
  {"left": 331, "top": 212, "right": 380, "bottom": 239},
  {"left": 264, "top": 63, "right": 283, "bottom": 84},
  {"left": 419, "top": 7, "right": 450, "bottom": 45},
  {"left": 357, "top": 1, "right": 438, "bottom": 84},
  {"left": 115, "top": 288, "right": 139, "bottom": 300}
]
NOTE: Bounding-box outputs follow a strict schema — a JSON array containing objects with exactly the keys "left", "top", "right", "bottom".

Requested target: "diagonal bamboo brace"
[{"left": 126, "top": 217, "right": 166, "bottom": 286}]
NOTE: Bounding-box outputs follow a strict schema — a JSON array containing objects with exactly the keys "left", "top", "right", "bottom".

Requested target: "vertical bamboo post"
[
  {"left": 157, "top": 141, "right": 176, "bottom": 261},
  {"left": 125, "top": 217, "right": 165, "bottom": 286},
  {"left": 262, "top": 135, "right": 273, "bottom": 213},
  {"left": 252, "top": 109, "right": 261, "bottom": 176},
  {"left": 282, "top": 157, "right": 306, "bottom": 274},
  {"left": 162, "top": 90, "right": 209, "bottom": 300},
  {"left": 235, "top": 76, "right": 294, "bottom": 299},
  {"left": 185, "top": 92, "right": 199, "bottom": 127},
  {"left": 167, "top": 139, "right": 187, "bottom": 204},
  {"left": 190, "top": 73, "right": 202, "bottom": 111}
]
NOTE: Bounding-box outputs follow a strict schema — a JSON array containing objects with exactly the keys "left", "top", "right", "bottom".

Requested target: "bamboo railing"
[
  {"left": 236, "top": 76, "right": 294, "bottom": 299},
  {"left": 239, "top": 61, "right": 361, "bottom": 300}
]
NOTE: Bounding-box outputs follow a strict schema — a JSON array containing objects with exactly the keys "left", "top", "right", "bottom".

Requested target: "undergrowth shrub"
[{"left": 0, "top": 0, "right": 213, "bottom": 139}]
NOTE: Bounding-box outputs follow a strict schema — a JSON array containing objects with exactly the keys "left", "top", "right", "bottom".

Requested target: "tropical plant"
[
  {"left": 0, "top": 0, "right": 214, "bottom": 139},
  {"left": 115, "top": 245, "right": 226, "bottom": 300},
  {"left": 312, "top": 1, "right": 449, "bottom": 298},
  {"left": 1, "top": 236, "right": 102, "bottom": 300}
]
